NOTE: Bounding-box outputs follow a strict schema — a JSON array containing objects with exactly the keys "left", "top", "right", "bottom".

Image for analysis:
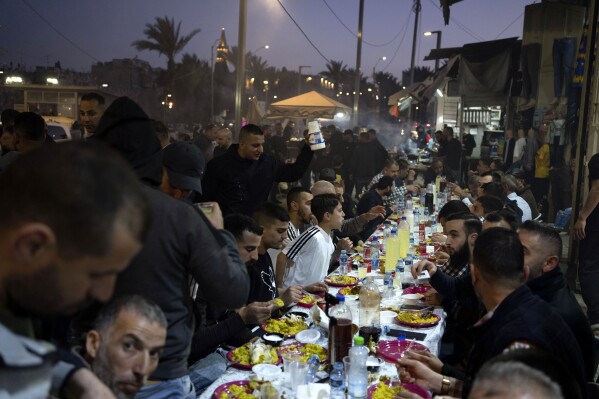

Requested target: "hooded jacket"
[{"left": 93, "top": 97, "right": 249, "bottom": 380}]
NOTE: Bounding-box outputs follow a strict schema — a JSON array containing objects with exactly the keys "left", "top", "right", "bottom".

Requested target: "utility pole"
[
  {"left": 409, "top": 0, "right": 421, "bottom": 86},
  {"left": 234, "top": 0, "right": 247, "bottom": 139},
  {"left": 352, "top": 0, "right": 365, "bottom": 128}
]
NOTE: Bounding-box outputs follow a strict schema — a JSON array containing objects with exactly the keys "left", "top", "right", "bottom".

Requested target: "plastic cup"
[
  {"left": 342, "top": 356, "right": 351, "bottom": 388},
  {"left": 307, "top": 121, "right": 326, "bottom": 151},
  {"left": 289, "top": 360, "right": 309, "bottom": 393},
  {"left": 358, "top": 264, "right": 367, "bottom": 279},
  {"left": 282, "top": 350, "right": 302, "bottom": 372}
]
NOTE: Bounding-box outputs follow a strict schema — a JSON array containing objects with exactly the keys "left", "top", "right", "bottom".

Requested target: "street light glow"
[
  {"left": 424, "top": 31, "right": 433, "bottom": 36},
  {"left": 46, "top": 77, "right": 59, "bottom": 85},
  {"left": 6, "top": 76, "right": 23, "bottom": 84}
]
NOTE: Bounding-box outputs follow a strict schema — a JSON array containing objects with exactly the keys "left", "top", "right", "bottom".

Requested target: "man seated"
[
  {"left": 188, "top": 214, "right": 268, "bottom": 394},
  {"left": 277, "top": 194, "right": 344, "bottom": 288},
  {"left": 482, "top": 210, "right": 520, "bottom": 231},
  {"left": 401, "top": 228, "right": 586, "bottom": 397},
  {"left": 356, "top": 176, "right": 394, "bottom": 240},
  {"left": 367, "top": 158, "right": 418, "bottom": 208},
  {"left": 84, "top": 295, "right": 167, "bottom": 399},
  {"left": 424, "top": 158, "right": 445, "bottom": 186},
  {"left": 471, "top": 195, "right": 504, "bottom": 220},
  {"left": 501, "top": 174, "right": 532, "bottom": 221},
  {"left": 285, "top": 187, "right": 314, "bottom": 243}
]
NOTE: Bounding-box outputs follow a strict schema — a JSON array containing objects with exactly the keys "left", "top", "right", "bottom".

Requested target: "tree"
[
  {"left": 132, "top": 16, "right": 201, "bottom": 84},
  {"left": 401, "top": 66, "right": 434, "bottom": 86},
  {"left": 321, "top": 60, "right": 348, "bottom": 92}
]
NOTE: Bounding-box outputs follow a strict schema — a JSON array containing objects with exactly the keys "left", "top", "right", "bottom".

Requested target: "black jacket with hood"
[{"left": 93, "top": 97, "right": 249, "bottom": 380}]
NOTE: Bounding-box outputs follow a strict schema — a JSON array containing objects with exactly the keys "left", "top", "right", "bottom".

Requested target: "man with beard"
[
  {"left": 85, "top": 296, "right": 167, "bottom": 399},
  {"left": 412, "top": 212, "right": 481, "bottom": 365},
  {"left": 286, "top": 187, "right": 314, "bottom": 243},
  {"left": 188, "top": 214, "right": 266, "bottom": 394},
  {"left": 0, "top": 142, "right": 150, "bottom": 398},
  {"left": 399, "top": 228, "right": 585, "bottom": 397}
]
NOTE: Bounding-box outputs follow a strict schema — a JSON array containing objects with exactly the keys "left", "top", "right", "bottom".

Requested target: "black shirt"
[
  {"left": 445, "top": 138, "right": 462, "bottom": 170},
  {"left": 247, "top": 253, "right": 280, "bottom": 304},
  {"left": 587, "top": 153, "right": 599, "bottom": 231}
]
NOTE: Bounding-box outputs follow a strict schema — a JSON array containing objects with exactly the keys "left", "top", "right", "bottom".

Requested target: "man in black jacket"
[
  {"left": 401, "top": 228, "right": 586, "bottom": 397},
  {"left": 356, "top": 175, "right": 394, "bottom": 240},
  {"left": 93, "top": 97, "right": 249, "bottom": 399},
  {"left": 202, "top": 124, "right": 314, "bottom": 216},
  {"left": 519, "top": 221, "right": 597, "bottom": 379}
]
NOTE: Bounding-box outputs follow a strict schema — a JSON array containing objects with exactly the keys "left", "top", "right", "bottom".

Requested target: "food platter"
[
  {"left": 402, "top": 285, "right": 431, "bottom": 295},
  {"left": 325, "top": 275, "right": 359, "bottom": 287},
  {"left": 212, "top": 381, "right": 254, "bottom": 399},
  {"left": 277, "top": 342, "right": 327, "bottom": 363},
  {"left": 226, "top": 342, "right": 281, "bottom": 370},
  {"left": 261, "top": 315, "right": 309, "bottom": 337},
  {"left": 297, "top": 295, "right": 318, "bottom": 308},
  {"left": 395, "top": 312, "right": 441, "bottom": 328},
  {"left": 367, "top": 381, "right": 431, "bottom": 399},
  {"left": 375, "top": 339, "right": 429, "bottom": 364}
]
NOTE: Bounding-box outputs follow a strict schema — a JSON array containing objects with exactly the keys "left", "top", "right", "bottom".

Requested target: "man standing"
[
  {"left": 202, "top": 124, "right": 314, "bottom": 216},
  {"left": 193, "top": 124, "right": 219, "bottom": 162},
  {"left": 0, "top": 112, "right": 46, "bottom": 174},
  {"left": 0, "top": 142, "right": 150, "bottom": 398},
  {"left": 79, "top": 93, "right": 106, "bottom": 138},
  {"left": 213, "top": 127, "right": 232, "bottom": 158},
  {"left": 443, "top": 126, "right": 462, "bottom": 181},
  {"left": 574, "top": 153, "right": 599, "bottom": 335},
  {"left": 351, "top": 131, "right": 386, "bottom": 194},
  {"left": 84, "top": 296, "right": 167, "bottom": 399},
  {"left": 160, "top": 141, "right": 205, "bottom": 200},
  {"left": 94, "top": 97, "right": 249, "bottom": 398}
]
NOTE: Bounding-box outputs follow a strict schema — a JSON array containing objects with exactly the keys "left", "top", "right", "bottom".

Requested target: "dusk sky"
[{"left": 1, "top": 0, "right": 534, "bottom": 80}]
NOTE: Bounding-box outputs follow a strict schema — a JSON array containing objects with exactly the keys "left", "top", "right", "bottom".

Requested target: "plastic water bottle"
[
  {"left": 306, "top": 354, "right": 321, "bottom": 383},
  {"left": 394, "top": 260, "right": 403, "bottom": 293},
  {"left": 339, "top": 250, "right": 349, "bottom": 275},
  {"left": 330, "top": 362, "right": 345, "bottom": 399},
  {"left": 370, "top": 237, "right": 380, "bottom": 271},
  {"left": 348, "top": 336, "right": 368, "bottom": 399}
]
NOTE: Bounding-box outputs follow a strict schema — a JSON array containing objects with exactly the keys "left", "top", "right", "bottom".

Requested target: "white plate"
[
  {"left": 295, "top": 328, "right": 321, "bottom": 344},
  {"left": 252, "top": 363, "right": 282, "bottom": 381}
]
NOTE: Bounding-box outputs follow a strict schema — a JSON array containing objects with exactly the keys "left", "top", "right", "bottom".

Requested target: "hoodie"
[{"left": 93, "top": 97, "right": 249, "bottom": 380}]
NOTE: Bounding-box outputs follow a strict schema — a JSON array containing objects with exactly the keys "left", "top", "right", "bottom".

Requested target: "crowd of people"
[{"left": 0, "top": 93, "right": 598, "bottom": 399}]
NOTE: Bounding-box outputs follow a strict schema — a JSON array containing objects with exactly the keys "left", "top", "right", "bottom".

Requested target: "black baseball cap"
[{"left": 163, "top": 141, "right": 205, "bottom": 193}]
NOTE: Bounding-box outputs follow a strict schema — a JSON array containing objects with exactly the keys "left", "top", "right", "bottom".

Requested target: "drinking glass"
[{"left": 289, "top": 360, "right": 309, "bottom": 393}]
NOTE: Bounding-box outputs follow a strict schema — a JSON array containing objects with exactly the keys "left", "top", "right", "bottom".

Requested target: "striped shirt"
[
  {"left": 282, "top": 225, "right": 334, "bottom": 288},
  {"left": 369, "top": 173, "right": 408, "bottom": 207}
]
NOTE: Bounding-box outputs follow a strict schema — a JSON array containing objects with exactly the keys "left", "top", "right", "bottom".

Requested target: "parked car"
[{"left": 42, "top": 116, "right": 82, "bottom": 142}]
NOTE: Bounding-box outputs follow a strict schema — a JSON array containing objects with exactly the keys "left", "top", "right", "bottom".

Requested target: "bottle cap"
[
  {"left": 354, "top": 336, "right": 365, "bottom": 345},
  {"left": 402, "top": 216, "right": 407, "bottom": 220},
  {"left": 391, "top": 229, "right": 397, "bottom": 234},
  {"left": 372, "top": 236, "right": 378, "bottom": 241},
  {"left": 336, "top": 293, "right": 345, "bottom": 302},
  {"left": 397, "top": 334, "right": 406, "bottom": 341},
  {"left": 334, "top": 361, "right": 343, "bottom": 370},
  {"left": 341, "top": 249, "right": 346, "bottom": 254}
]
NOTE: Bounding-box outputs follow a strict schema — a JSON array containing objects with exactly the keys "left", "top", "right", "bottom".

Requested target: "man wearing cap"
[{"left": 160, "top": 141, "right": 205, "bottom": 199}]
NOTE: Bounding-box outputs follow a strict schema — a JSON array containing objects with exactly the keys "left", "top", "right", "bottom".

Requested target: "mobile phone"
[{"left": 387, "top": 329, "right": 427, "bottom": 341}]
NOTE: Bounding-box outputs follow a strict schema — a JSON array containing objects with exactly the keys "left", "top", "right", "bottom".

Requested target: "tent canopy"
[{"left": 266, "top": 91, "right": 351, "bottom": 119}]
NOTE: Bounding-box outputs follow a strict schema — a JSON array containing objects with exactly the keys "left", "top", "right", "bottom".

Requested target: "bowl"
[
  {"left": 295, "top": 329, "right": 321, "bottom": 344},
  {"left": 380, "top": 310, "right": 397, "bottom": 325},
  {"left": 402, "top": 293, "right": 422, "bottom": 305},
  {"left": 252, "top": 363, "right": 282, "bottom": 381},
  {"left": 366, "top": 356, "right": 383, "bottom": 372},
  {"left": 262, "top": 333, "right": 285, "bottom": 347}
]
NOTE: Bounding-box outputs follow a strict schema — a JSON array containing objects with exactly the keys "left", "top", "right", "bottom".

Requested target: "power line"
[
  {"left": 276, "top": 0, "right": 330, "bottom": 64},
  {"left": 380, "top": 11, "right": 412, "bottom": 73},
  {"left": 321, "top": 0, "right": 409, "bottom": 47},
  {"left": 494, "top": 12, "right": 523, "bottom": 39},
  {"left": 20, "top": 0, "right": 100, "bottom": 62}
]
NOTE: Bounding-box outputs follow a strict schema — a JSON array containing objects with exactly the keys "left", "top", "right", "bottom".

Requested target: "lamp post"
[
  {"left": 372, "top": 56, "right": 386, "bottom": 113},
  {"left": 210, "top": 38, "right": 220, "bottom": 122},
  {"left": 298, "top": 65, "right": 311, "bottom": 95},
  {"left": 263, "top": 80, "right": 269, "bottom": 110},
  {"left": 424, "top": 30, "right": 442, "bottom": 72},
  {"left": 253, "top": 45, "right": 269, "bottom": 55}
]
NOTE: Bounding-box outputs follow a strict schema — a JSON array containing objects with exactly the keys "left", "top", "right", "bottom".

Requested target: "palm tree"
[
  {"left": 321, "top": 60, "right": 348, "bottom": 91},
  {"left": 132, "top": 16, "right": 201, "bottom": 81}
]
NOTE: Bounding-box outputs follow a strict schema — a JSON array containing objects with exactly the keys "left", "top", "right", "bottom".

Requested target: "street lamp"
[
  {"left": 298, "top": 65, "right": 311, "bottom": 95},
  {"left": 424, "top": 30, "right": 442, "bottom": 72},
  {"left": 263, "top": 80, "right": 269, "bottom": 110},
  {"left": 372, "top": 56, "right": 386, "bottom": 82},
  {"left": 253, "top": 45, "right": 269, "bottom": 54},
  {"left": 162, "top": 93, "right": 172, "bottom": 123}
]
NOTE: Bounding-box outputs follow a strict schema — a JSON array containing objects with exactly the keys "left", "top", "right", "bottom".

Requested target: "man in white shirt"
[
  {"left": 285, "top": 186, "right": 314, "bottom": 243},
  {"left": 502, "top": 174, "right": 532, "bottom": 221},
  {"left": 277, "top": 194, "right": 344, "bottom": 287}
]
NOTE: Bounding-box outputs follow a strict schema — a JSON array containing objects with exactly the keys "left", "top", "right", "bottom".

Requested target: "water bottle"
[
  {"left": 306, "top": 354, "right": 320, "bottom": 383},
  {"left": 330, "top": 362, "right": 345, "bottom": 399},
  {"left": 339, "top": 250, "right": 349, "bottom": 275},
  {"left": 394, "top": 260, "right": 403, "bottom": 293},
  {"left": 348, "top": 336, "right": 369, "bottom": 399},
  {"left": 370, "top": 237, "right": 380, "bottom": 271}
]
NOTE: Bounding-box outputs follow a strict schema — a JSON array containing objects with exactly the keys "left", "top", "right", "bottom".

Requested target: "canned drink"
[
  {"left": 366, "top": 259, "right": 372, "bottom": 273},
  {"left": 419, "top": 242, "right": 426, "bottom": 256}
]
